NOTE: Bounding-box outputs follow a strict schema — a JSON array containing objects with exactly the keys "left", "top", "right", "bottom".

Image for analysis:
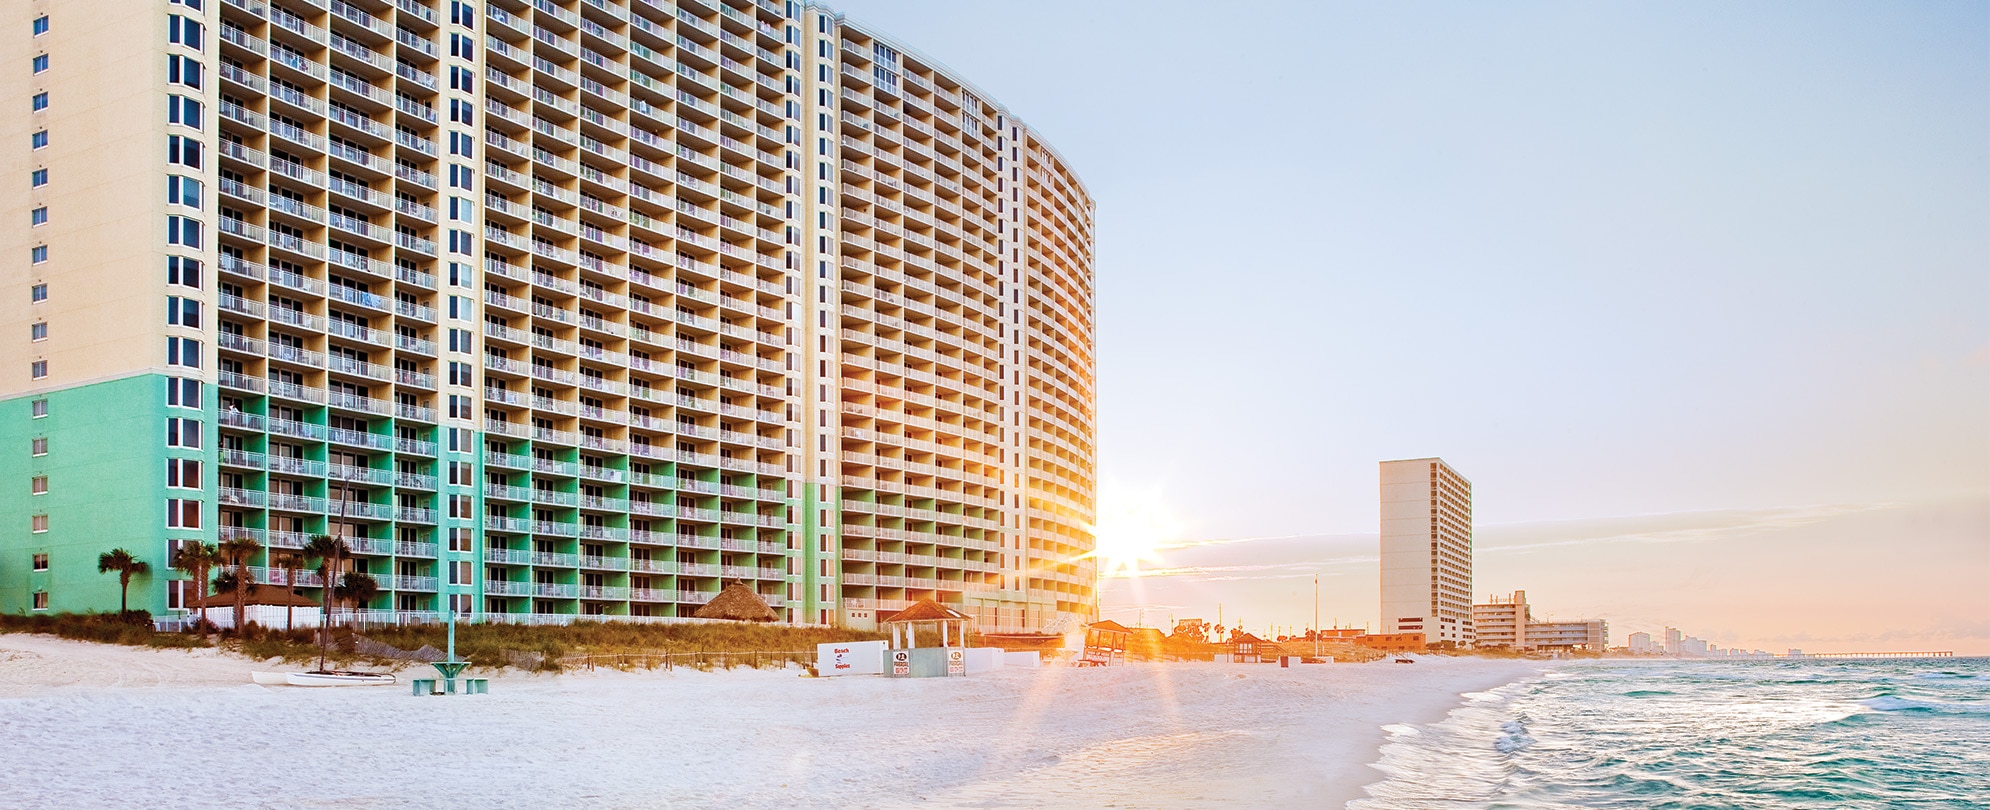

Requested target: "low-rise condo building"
[
  {"left": 1526, "top": 619, "right": 1609, "bottom": 651},
  {"left": 1471, "top": 590, "right": 1531, "bottom": 649}
]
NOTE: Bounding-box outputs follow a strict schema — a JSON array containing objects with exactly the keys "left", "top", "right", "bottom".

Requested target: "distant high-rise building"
[
  {"left": 1628, "top": 631, "right": 1656, "bottom": 654},
  {"left": 1664, "top": 627, "right": 1684, "bottom": 656},
  {"left": 1472, "top": 590, "right": 1531, "bottom": 649},
  {"left": 1379, "top": 457, "right": 1474, "bottom": 646}
]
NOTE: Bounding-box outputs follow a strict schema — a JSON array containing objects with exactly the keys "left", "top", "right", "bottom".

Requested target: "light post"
[{"left": 1313, "top": 575, "right": 1320, "bottom": 660}]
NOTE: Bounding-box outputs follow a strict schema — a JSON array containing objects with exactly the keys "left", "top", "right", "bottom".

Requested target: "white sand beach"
[{"left": 0, "top": 634, "right": 1540, "bottom": 809}]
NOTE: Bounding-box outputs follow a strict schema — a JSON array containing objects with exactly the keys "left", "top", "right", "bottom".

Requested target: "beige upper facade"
[{"left": 4, "top": 0, "right": 217, "bottom": 397}]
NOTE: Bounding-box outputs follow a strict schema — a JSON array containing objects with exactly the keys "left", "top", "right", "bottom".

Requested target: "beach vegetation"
[
  {"left": 94, "top": 549, "right": 149, "bottom": 615},
  {"left": 0, "top": 612, "right": 207, "bottom": 648},
  {"left": 169, "top": 542, "right": 220, "bottom": 632}
]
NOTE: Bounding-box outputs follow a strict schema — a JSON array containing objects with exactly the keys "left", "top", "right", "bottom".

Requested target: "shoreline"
[{"left": 2, "top": 634, "right": 1543, "bottom": 808}]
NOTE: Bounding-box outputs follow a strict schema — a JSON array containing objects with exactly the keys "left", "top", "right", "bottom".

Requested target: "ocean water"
[{"left": 1353, "top": 658, "right": 1990, "bottom": 809}]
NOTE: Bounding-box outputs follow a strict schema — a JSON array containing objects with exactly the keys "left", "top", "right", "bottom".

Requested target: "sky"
[{"left": 818, "top": 1, "right": 1990, "bottom": 653}]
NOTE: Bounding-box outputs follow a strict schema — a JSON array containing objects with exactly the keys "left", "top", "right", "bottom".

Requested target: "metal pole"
[{"left": 1313, "top": 575, "right": 1320, "bottom": 659}]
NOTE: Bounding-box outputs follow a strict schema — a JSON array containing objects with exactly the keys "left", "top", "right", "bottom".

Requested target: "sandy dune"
[{"left": 0, "top": 633, "right": 1540, "bottom": 809}]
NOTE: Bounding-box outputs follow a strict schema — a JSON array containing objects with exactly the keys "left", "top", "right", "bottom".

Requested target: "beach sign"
[
  {"left": 947, "top": 648, "right": 966, "bottom": 676},
  {"left": 890, "top": 649, "right": 910, "bottom": 677}
]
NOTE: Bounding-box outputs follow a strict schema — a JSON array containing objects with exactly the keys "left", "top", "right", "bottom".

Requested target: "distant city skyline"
[{"left": 821, "top": 0, "right": 1990, "bottom": 654}]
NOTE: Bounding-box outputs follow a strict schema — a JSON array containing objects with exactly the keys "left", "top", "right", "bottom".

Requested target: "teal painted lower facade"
[
  {"left": 0, "top": 373, "right": 214, "bottom": 615},
  {"left": 3, "top": 372, "right": 826, "bottom": 624},
  {"left": 1, "top": 373, "right": 1061, "bottom": 630}
]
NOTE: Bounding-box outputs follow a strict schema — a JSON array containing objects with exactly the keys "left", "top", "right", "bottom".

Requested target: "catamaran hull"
[{"left": 285, "top": 672, "right": 396, "bottom": 687}]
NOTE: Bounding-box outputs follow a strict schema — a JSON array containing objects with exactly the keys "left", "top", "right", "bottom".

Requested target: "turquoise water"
[{"left": 1353, "top": 658, "right": 1990, "bottom": 809}]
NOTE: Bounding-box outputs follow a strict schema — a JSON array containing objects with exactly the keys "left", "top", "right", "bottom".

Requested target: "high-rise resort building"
[
  {"left": 0, "top": 0, "right": 1097, "bottom": 634},
  {"left": 1379, "top": 457, "right": 1474, "bottom": 647}
]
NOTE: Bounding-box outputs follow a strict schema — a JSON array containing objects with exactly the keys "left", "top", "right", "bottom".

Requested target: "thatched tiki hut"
[{"left": 693, "top": 582, "right": 778, "bottom": 622}]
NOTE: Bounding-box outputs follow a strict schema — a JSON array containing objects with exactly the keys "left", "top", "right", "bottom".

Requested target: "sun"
[{"left": 1084, "top": 486, "right": 1179, "bottom": 578}]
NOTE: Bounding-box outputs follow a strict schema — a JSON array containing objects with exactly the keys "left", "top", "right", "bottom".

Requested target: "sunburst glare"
[{"left": 1085, "top": 484, "right": 1182, "bottom": 578}]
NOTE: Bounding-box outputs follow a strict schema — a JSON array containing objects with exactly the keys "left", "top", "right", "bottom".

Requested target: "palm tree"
[
  {"left": 96, "top": 548, "right": 149, "bottom": 616},
  {"left": 335, "top": 571, "right": 380, "bottom": 616},
  {"left": 302, "top": 534, "right": 350, "bottom": 672},
  {"left": 170, "top": 542, "right": 219, "bottom": 631},
  {"left": 277, "top": 552, "right": 306, "bottom": 630},
  {"left": 217, "top": 535, "right": 262, "bottom": 633}
]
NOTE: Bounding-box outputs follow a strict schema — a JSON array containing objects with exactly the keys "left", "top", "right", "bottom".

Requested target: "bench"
[{"left": 411, "top": 677, "right": 488, "bottom": 696}]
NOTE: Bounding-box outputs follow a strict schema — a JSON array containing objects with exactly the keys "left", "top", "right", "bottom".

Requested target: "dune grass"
[
  {"left": 2, "top": 612, "right": 886, "bottom": 672},
  {"left": 359, "top": 621, "right": 886, "bottom": 670},
  {"left": 0, "top": 612, "right": 210, "bottom": 649}
]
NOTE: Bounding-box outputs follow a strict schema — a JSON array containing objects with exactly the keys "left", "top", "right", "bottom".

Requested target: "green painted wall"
[
  {"left": 801, "top": 480, "right": 837, "bottom": 622},
  {"left": 0, "top": 373, "right": 212, "bottom": 614}
]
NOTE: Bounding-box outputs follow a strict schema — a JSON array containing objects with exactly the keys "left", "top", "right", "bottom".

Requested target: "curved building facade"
[
  {"left": 0, "top": 0, "right": 1094, "bottom": 634},
  {"left": 802, "top": 7, "right": 1098, "bottom": 632}
]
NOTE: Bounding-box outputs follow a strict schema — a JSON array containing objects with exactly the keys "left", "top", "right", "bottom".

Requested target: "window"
[
  {"left": 166, "top": 458, "right": 201, "bottom": 489},
  {"left": 166, "top": 499, "right": 201, "bottom": 529},
  {"left": 167, "top": 215, "right": 201, "bottom": 248},
  {"left": 31, "top": 245, "right": 48, "bottom": 263},
  {"left": 33, "top": 16, "right": 49, "bottom": 36},
  {"left": 32, "top": 553, "right": 48, "bottom": 571},
  {"left": 167, "top": 175, "right": 202, "bottom": 207},
  {"left": 31, "top": 168, "right": 48, "bottom": 187},
  {"left": 167, "top": 256, "right": 201, "bottom": 289},
  {"left": 30, "top": 206, "right": 46, "bottom": 225},
  {"left": 32, "top": 54, "right": 48, "bottom": 74},
  {"left": 168, "top": 95, "right": 201, "bottom": 129},
  {"left": 166, "top": 377, "right": 201, "bottom": 409},
  {"left": 30, "top": 476, "right": 47, "bottom": 495},
  {"left": 31, "top": 591, "right": 48, "bottom": 611},
  {"left": 31, "top": 437, "right": 48, "bottom": 456},
  {"left": 31, "top": 514, "right": 48, "bottom": 533},
  {"left": 165, "top": 417, "right": 201, "bottom": 448},
  {"left": 168, "top": 135, "right": 201, "bottom": 169},
  {"left": 30, "top": 361, "right": 47, "bottom": 380},
  {"left": 30, "top": 322, "right": 46, "bottom": 341},
  {"left": 30, "top": 130, "right": 47, "bottom": 149},
  {"left": 166, "top": 336, "right": 201, "bottom": 368},
  {"left": 167, "top": 55, "right": 201, "bottom": 89},
  {"left": 167, "top": 16, "right": 203, "bottom": 49},
  {"left": 167, "top": 296, "right": 202, "bottom": 328},
  {"left": 30, "top": 400, "right": 46, "bottom": 418},
  {"left": 31, "top": 92, "right": 48, "bottom": 112},
  {"left": 31, "top": 283, "right": 47, "bottom": 302},
  {"left": 170, "top": 0, "right": 204, "bottom": 9}
]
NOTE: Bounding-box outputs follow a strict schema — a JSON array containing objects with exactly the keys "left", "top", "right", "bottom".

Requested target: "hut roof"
[
  {"left": 692, "top": 582, "right": 778, "bottom": 622},
  {"left": 880, "top": 598, "right": 970, "bottom": 624},
  {"left": 192, "top": 585, "right": 319, "bottom": 608},
  {"left": 1232, "top": 632, "right": 1268, "bottom": 644},
  {"left": 1087, "top": 620, "right": 1134, "bottom": 635}
]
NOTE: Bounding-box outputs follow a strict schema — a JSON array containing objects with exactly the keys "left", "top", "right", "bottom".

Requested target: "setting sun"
[{"left": 1085, "top": 486, "right": 1181, "bottom": 577}]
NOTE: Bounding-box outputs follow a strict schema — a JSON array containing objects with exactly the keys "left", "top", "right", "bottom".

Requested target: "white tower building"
[{"left": 1379, "top": 457, "right": 1474, "bottom": 646}]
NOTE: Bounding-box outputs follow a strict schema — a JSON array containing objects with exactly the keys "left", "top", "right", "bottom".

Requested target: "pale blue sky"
[{"left": 821, "top": 1, "right": 1990, "bottom": 650}]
